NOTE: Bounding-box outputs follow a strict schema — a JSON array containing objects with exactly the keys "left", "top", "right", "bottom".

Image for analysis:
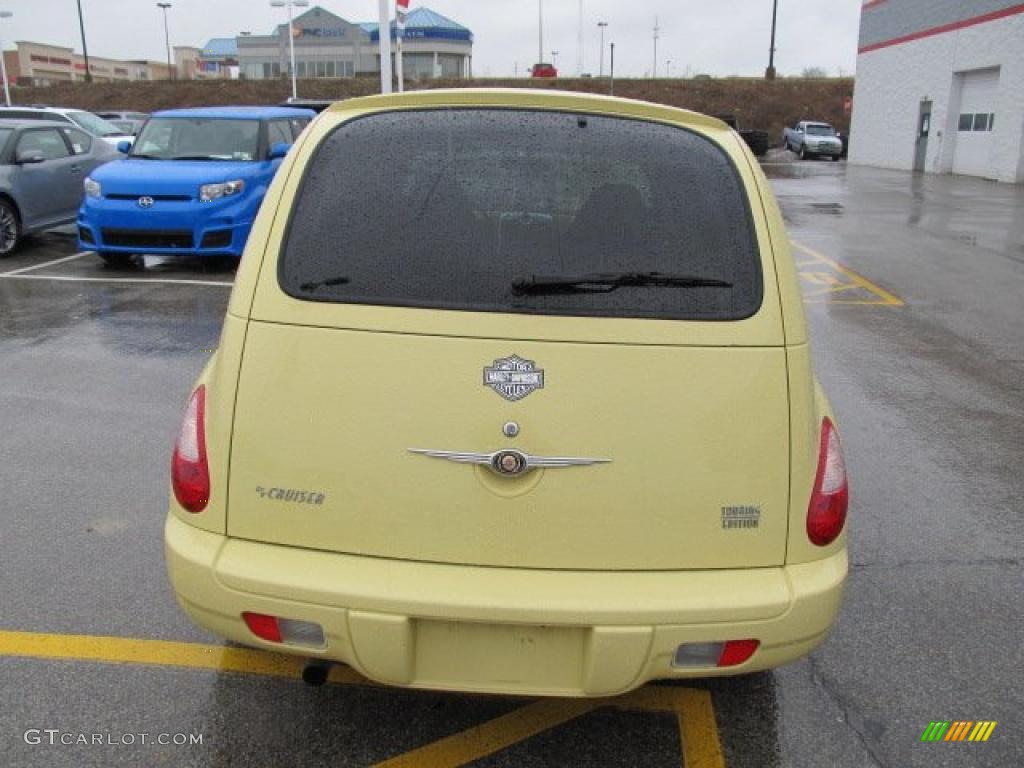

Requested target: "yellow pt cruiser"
[{"left": 166, "top": 89, "right": 849, "bottom": 697}]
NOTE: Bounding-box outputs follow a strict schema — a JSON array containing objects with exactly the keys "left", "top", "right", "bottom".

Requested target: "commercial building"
[
  {"left": 849, "top": 0, "right": 1024, "bottom": 183},
  {"left": 2, "top": 41, "right": 174, "bottom": 85},
  {"left": 233, "top": 5, "right": 472, "bottom": 81}
]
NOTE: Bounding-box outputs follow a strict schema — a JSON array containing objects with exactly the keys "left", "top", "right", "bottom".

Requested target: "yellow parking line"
[
  {"left": 0, "top": 629, "right": 365, "bottom": 686},
  {"left": 372, "top": 686, "right": 724, "bottom": 768},
  {"left": 1, "top": 630, "right": 725, "bottom": 768},
  {"left": 371, "top": 699, "right": 600, "bottom": 768},
  {"left": 791, "top": 240, "right": 904, "bottom": 306}
]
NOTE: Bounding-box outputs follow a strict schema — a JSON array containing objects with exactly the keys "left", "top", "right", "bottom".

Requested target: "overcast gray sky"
[{"left": 1, "top": 1, "right": 861, "bottom": 78}]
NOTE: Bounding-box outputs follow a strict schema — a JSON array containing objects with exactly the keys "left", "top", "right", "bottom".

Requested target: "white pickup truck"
[{"left": 783, "top": 121, "right": 843, "bottom": 161}]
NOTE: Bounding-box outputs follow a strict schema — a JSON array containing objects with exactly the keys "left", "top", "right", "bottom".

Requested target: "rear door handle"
[{"left": 69, "top": 165, "right": 82, "bottom": 174}]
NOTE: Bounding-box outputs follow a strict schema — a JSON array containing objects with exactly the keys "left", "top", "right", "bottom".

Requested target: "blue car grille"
[
  {"left": 101, "top": 228, "right": 193, "bottom": 249},
  {"left": 104, "top": 194, "right": 193, "bottom": 202}
]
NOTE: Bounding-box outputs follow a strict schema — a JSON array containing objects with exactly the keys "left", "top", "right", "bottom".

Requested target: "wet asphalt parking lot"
[{"left": 1, "top": 162, "right": 1022, "bottom": 768}]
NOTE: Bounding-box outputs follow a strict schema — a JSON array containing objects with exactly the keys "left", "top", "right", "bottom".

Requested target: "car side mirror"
[
  {"left": 15, "top": 150, "right": 46, "bottom": 165},
  {"left": 269, "top": 142, "right": 291, "bottom": 160},
  {"left": 117, "top": 140, "right": 132, "bottom": 154}
]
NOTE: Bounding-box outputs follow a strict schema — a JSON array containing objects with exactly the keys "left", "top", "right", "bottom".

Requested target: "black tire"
[
  {"left": 832, "top": 155, "right": 841, "bottom": 162},
  {"left": 98, "top": 252, "right": 141, "bottom": 269},
  {"left": 0, "top": 198, "right": 21, "bottom": 257},
  {"left": 799, "top": 145, "right": 808, "bottom": 160}
]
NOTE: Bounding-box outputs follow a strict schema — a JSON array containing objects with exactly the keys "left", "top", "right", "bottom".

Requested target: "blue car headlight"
[
  {"left": 199, "top": 179, "right": 245, "bottom": 203},
  {"left": 84, "top": 177, "right": 101, "bottom": 198}
]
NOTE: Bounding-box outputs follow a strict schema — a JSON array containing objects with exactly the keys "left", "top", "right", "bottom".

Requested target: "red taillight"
[
  {"left": 718, "top": 639, "right": 760, "bottom": 667},
  {"left": 242, "top": 612, "right": 282, "bottom": 643},
  {"left": 807, "top": 418, "right": 848, "bottom": 546},
  {"left": 171, "top": 386, "right": 210, "bottom": 513}
]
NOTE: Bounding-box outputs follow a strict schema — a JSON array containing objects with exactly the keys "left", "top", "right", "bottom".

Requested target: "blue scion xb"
[{"left": 78, "top": 106, "right": 315, "bottom": 267}]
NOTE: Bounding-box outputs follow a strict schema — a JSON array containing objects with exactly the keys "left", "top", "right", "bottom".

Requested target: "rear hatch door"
[{"left": 228, "top": 104, "right": 790, "bottom": 570}]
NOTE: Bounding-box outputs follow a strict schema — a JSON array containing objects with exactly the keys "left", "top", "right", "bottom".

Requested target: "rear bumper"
[{"left": 166, "top": 515, "right": 847, "bottom": 697}]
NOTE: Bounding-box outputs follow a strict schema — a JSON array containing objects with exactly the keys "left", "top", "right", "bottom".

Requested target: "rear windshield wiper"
[
  {"left": 512, "top": 271, "right": 733, "bottom": 295},
  {"left": 298, "top": 276, "right": 350, "bottom": 293}
]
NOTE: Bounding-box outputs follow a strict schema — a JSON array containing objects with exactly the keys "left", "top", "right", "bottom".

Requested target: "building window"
[{"left": 959, "top": 113, "right": 995, "bottom": 132}]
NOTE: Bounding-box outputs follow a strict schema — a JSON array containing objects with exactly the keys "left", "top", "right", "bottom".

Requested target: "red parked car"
[{"left": 531, "top": 62, "right": 558, "bottom": 78}]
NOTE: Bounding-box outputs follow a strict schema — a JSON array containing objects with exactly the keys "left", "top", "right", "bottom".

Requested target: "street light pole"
[
  {"left": 270, "top": 0, "right": 309, "bottom": 100},
  {"left": 609, "top": 42, "right": 614, "bottom": 96},
  {"left": 76, "top": 0, "right": 92, "bottom": 83},
  {"left": 0, "top": 11, "right": 12, "bottom": 106},
  {"left": 156, "top": 3, "right": 173, "bottom": 80},
  {"left": 766, "top": 0, "right": 778, "bottom": 80},
  {"left": 576, "top": 0, "right": 583, "bottom": 77},
  {"left": 652, "top": 16, "right": 659, "bottom": 79},
  {"left": 597, "top": 21, "right": 607, "bottom": 78}
]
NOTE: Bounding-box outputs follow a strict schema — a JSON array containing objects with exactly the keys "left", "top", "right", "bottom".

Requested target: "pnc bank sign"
[{"left": 299, "top": 27, "right": 345, "bottom": 38}]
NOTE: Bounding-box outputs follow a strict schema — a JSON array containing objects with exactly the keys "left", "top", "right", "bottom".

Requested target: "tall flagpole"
[
  {"left": 538, "top": 0, "right": 543, "bottom": 67},
  {"left": 378, "top": 0, "right": 392, "bottom": 93},
  {"left": 396, "top": 0, "right": 408, "bottom": 91}
]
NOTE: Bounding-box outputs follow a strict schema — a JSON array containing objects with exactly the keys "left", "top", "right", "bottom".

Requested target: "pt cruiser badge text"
[{"left": 255, "top": 486, "right": 325, "bottom": 505}]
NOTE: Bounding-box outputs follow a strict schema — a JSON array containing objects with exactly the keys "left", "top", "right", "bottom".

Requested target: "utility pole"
[
  {"left": 76, "top": 0, "right": 92, "bottom": 83},
  {"left": 652, "top": 17, "right": 659, "bottom": 79},
  {"left": 597, "top": 21, "right": 607, "bottom": 78},
  {"left": 156, "top": 3, "right": 173, "bottom": 80},
  {"left": 766, "top": 0, "right": 778, "bottom": 80}
]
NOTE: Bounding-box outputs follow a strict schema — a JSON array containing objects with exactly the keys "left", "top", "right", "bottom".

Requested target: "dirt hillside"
[{"left": 13, "top": 76, "right": 854, "bottom": 145}]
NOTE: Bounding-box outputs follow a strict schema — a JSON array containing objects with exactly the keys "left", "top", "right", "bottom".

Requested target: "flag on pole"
[{"left": 396, "top": 0, "right": 409, "bottom": 36}]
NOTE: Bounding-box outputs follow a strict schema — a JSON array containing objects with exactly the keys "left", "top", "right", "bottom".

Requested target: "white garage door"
[{"left": 952, "top": 68, "right": 999, "bottom": 178}]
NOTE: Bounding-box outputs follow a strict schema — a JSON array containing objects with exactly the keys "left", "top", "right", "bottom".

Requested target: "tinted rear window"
[{"left": 280, "top": 109, "right": 763, "bottom": 321}]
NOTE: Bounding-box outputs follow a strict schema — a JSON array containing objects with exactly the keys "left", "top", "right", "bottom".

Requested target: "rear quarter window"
[{"left": 280, "top": 109, "right": 763, "bottom": 321}]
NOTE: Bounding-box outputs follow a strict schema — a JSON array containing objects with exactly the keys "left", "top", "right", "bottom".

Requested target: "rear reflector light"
[
  {"left": 806, "top": 418, "right": 848, "bottom": 546},
  {"left": 171, "top": 386, "right": 210, "bottom": 513},
  {"left": 242, "top": 612, "right": 325, "bottom": 648},
  {"left": 242, "top": 612, "right": 282, "bottom": 643},
  {"left": 672, "top": 639, "right": 760, "bottom": 668},
  {"left": 717, "top": 639, "right": 760, "bottom": 667}
]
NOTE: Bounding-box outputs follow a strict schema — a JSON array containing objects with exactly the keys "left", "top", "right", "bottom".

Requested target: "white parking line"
[
  {"left": 0, "top": 251, "right": 88, "bottom": 275},
  {"left": 0, "top": 274, "right": 233, "bottom": 287}
]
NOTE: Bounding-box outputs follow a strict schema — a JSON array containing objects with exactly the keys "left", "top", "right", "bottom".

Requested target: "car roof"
[
  {"left": 0, "top": 105, "right": 77, "bottom": 113},
  {"left": 151, "top": 106, "right": 316, "bottom": 120},
  {"left": 324, "top": 88, "right": 728, "bottom": 133},
  {"left": 0, "top": 118, "right": 77, "bottom": 128}
]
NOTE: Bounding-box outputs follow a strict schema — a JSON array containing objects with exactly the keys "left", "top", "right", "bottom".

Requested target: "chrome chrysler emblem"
[
  {"left": 137, "top": 196, "right": 154, "bottom": 208},
  {"left": 492, "top": 449, "right": 529, "bottom": 476},
  {"left": 483, "top": 355, "right": 544, "bottom": 402},
  {"left": 409, "top": 448, "right": 610, "bottom": 477}
]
